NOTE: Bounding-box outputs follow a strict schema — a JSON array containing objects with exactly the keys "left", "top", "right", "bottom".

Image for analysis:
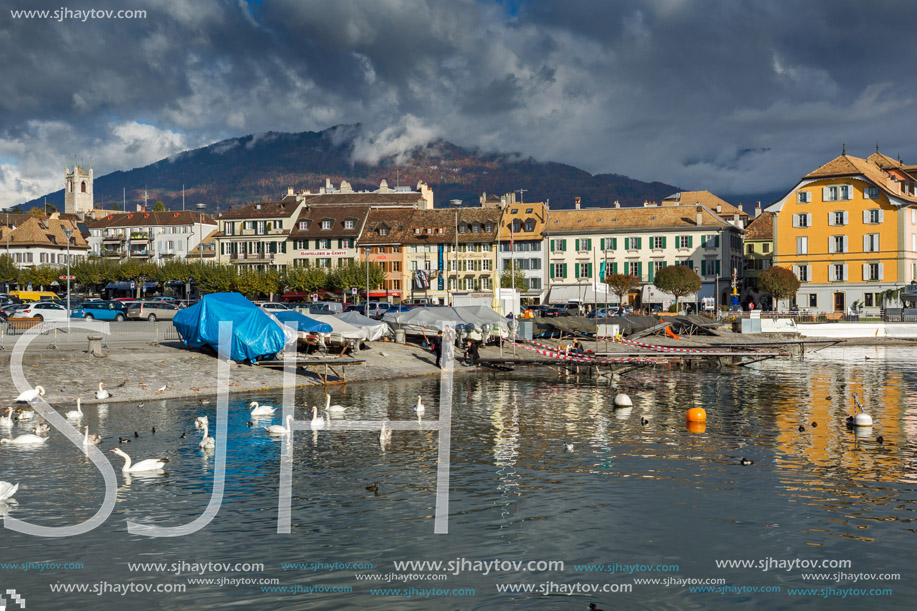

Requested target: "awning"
[{"left": 103, "top": 281, "right": 159, "bottom": 291}]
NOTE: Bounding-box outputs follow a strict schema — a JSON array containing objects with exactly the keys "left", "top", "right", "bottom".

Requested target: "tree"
[
  {"left": 282, "top": 266, "right": 329, "bottom": 294},
  {"left": 153, "top": 201, "right": 166, "bottom": 212},
  {"left": 112, "top": 202, "right": 120, "bottom": 211},
  {"left": 328, "top": 261, "right": 385, "bottom": 292},
  {"left": 500, "top": 261, "right": 529, "bottom": 292},
  {"left": 0, "top": 255, "right": 18, "bottom": 287},
  {"left": 757, "top": 265, "right": 800, "bottom": 312},
  {"left": 653, "top": 265, "right": 701, "bottom": 311},
  {"left": 605, "top": 273, "right": 639, "bottom": 306},
  {"left": 19, "top": 265, "right": 61, "bottom": 290}
]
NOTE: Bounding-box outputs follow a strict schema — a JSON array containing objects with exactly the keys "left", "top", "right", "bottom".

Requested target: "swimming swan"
[
  {"left": 199, "top": 423, "right": 215, "bottom": 450},
  {"left": 65, "top": 398, "right": 83, "bottom": 420},
  {"left": 0, "top": 481, "right": 18, "bottom": 502},
  {"left": 325, "top": 394, "right": 346, "bottom": 414},
  {"left": 265, "top": 415, "right": 293, "bottom": 435},
  {"left": 249, "top": 401, "right": 276, "bottom": 416},
  {"left": 83, "top": 425, "right": 101, "bottom": 446},
  {"left": 1, "top": 434, "right": 49, "bottom": 445},
  {"left": 109, "top": 448, "right": 168, "bottom": 472},
  {"left": 415, "top": 396, "right": 425, "bottom": 416}
]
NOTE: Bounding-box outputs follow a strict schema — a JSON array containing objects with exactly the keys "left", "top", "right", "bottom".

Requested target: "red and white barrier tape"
[{"left": 503, "top": 338, "right": 656, "bottom": 365}]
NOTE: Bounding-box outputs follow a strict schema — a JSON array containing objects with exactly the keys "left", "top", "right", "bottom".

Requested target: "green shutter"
[
  {"left": 662, "top": 261, "right": 668, "bottom": 267},
  {"left": 701, "top": 235, "right": 707, "bottom": 246},
  {"left": 715, "top": 260, "right": 721, "bottom": 275},
  {"left": 550, "top": 239, "right": 555, "bottom": 251},
  {"left": 661, "top": 236, "right": 667, "bottom": 248},
  {"left": 612, "top": 237, "right": 617, "bottom": 250},
  {"left": 612, "top": 262, "right": 618, "bottom": 274},
  {"left": 648, "top": 264, "right": 654, "bottom": 282},
  {"left": 701, "top": 260, "right": 707, "bottom": 275},
  {"left": 715, "top": 235, "right": 720, "bottom": 248},
  {"left": 587, "top": 262, "right": 593, "bottom": 278},
  {"left": 636, "top": 262, "right": 642, "bottom": 281},
  {"left": 600, "top": 238, "right": 605, "bottom": 250},
  {"left": 562, "top": 263, "right": 568, "bottom": 278},
  {"left": 636, "top": 237, "right": 642, "bottom": 249},
  {"left": 624, "top": 237, "right": 630, "bottom": 250},
  {"left": 586, "top": 238, "right": 592, "bottom": 250},
  {"left": 561, "top": 239, "right": 567, "bottom": 251},
  {"left": 550, "top": 264, "right": 555, "bottom": 279},
  {"left": 624, "top": 262, "right": 630, "bottom": 275},
  {"left": 686, "top": 260, "right": 692, "bottom": 270}
]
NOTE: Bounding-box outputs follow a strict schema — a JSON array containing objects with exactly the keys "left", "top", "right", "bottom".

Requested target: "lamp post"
[
  {"left": 63, "top": 225, "right": 73, "bottom": 330},
  {"left": 450, "top": 199, "right": 462, "bottom": 306},
  {"left": 195, "top": 203, "right": 206, "bottom": 262},
  {"left": 364, "top": 247, "right": 371, "bottom": 314}
]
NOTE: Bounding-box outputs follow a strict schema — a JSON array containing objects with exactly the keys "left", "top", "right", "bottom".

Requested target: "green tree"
[
  {"left": 500, "top": 261, "right": 529, "bottom": 291},
  {"left": 112, "top": 202, "right": 120, "bottom": 211},
  {"left": 282, "top": 266, "right": 329, "bottom": 294},
  {"left": 20, "top": 265, "right": 62, "bottom": 290},
  {"left": 605, "top": 273, "right": 639, "bottom": 306},
  {"left": 153, "top": 201, "right": 166, "bottom": 212},
  {"left": 0, "top": 255, "right": 18, "bottom": 287},
  {"left": 653, "top": 265, "right": 701, "bottom": 311},
  {"left": 328, "top": 261, "right": 385, "bottom": 292},
  {"left": 758, "top": 265, "right": 800, "bottom": 312},
  {"left": 193, "top": 262, "right": 237, "bottom": 294}
]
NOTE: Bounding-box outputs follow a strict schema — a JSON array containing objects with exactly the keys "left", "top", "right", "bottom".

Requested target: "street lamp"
[
  {"left": 365, "top": 247, "right": 371, "bottom": 314},
  {"left": 195, "top": 203, "right": 206, "bottom": 262},
  {"left": 450, "top": 199, "right": 462, "bottom": 306},
  {"left": 63, "top": 225, "right": 73, "bottom": 329}
]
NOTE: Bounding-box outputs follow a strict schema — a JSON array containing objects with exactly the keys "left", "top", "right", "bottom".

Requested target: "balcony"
[
  {"left": 129, "top": 233, "right": 151, "bottom": 243},
  {"left": 128, "top": 250, "right": 152, "bottom": 259},
  {"left": 231, "top": 252, "right": 275, "bottom": 262},
  {"left": 100, "top": 249, "right": 122, "bottom": 258},
  {"left": 102, "top": 236, "right": 125, "bottom": 244}
]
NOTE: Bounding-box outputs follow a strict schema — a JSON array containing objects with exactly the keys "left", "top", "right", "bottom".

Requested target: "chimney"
[
  {"left": 287, "top": 187, "right": 294, "bottom": 196},
  {"left": 755, "top": 201, "right": 762, "bottom": 217},
  {"left": 614, "top": 201, "right": 620, "bottom": 208},
  {"left": 136, "top": 203, "right": 143, "bottom": 212},
  {"left": 738, "top": 203, "right": 744, "bottom": 214},
  {"left": 716, "top": 204, "right": 722, "bottom": 214},
  {"left": 696, "top": 205, "right": 703, "bottom": 226},
  {"left": 733, "top": 212, "right": 741, "bottom": 229},
  {"left": 574, "top": 196, "right": 581, "bottom": 210}
]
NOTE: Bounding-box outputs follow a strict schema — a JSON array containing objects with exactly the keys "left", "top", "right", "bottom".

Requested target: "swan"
[
  {"left": 379, "top": 420, "right": 392, "bottom": 449},
  {"left": 1, "top": 408, "right": 13, "bottom": 427},
  {"left": 16, "top": 409, "right": 34, "bottom": 421},
  {"left": 249, "top": 401, "right": 276, "bottom": 416},
  {"left": 194, "top": 416, "right": 209, "bottom": 430},
  {"left": 109, "top": 448, "right": 168, "bottom": 472},
  {"left": 415, "top": 395, "right": 425, "bottom": 416},
  {"left": 15, "top": 386, "right": 45, "bottom": 403},
  {"left": 32, "top": 422, "right": 51, "bottom": 435},
  {"left": 265, "top": 415, "right": 293, "bottom": 435},
  {"left": 95, "top": 383, "right": 111, "bottom": 400},
  {"left": 0, "top": 481, "right": 18, "bottom": 502},
  {"left": 310, "top": 407, "right": 326, "bottom": 430},
  {"left": 65, "top": 398, "right": 83, "bottom": 420},
  {"left": 325, "top": 394, "right": 346, "bottom": 414},
  {"left": 199, "top": 423, "right": 215, "bottom": 450},
  {"left": 1, "top": 434, "right": 49, "bottom": 445},
  {"left": 83, "top": 425, "right": 101, "bottom": 446}
]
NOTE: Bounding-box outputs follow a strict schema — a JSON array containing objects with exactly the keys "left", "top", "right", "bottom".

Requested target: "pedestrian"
[
  {"left": 431, "top": 330, "right": 443, "bottom": 368},
  {"left": 465, "top": 340, "right": 480, "bottom": 366},
  {"left": 570, "top": 338, "right": 584, "bottom": 354}
]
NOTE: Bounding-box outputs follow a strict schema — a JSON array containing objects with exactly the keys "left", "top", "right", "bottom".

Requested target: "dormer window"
[
  {"left": 378, "top": 226, "right": 389, "bottom": 236},
  {"left": 485, "top": 223, "right": 493, "bottom": 232},
  {"left": 414, "top": 227, "right": 422, "bottom": 234},
  {"left": 298, "top": 221, "right": 309, "bottom": 230},
  {"left": 525, "top": 208, "right": 533, "bottom": 213},
  {"left": 512, "top": 220, "right": 522, "bottom": 232},
  {"left": 344, "top": 219, "right": 355, "bottom": 229},
  {"left": 524, "top": 220, "right": 535, "bottom": 231},
  {"left": 459, "top": 224, "right": 468, "bottom": 234},
  {"left": 472, "top": 223, "right": 480, "bottom": 233},
  {"left": 320, "top": 220, "right": 332, "bottom": 230}
]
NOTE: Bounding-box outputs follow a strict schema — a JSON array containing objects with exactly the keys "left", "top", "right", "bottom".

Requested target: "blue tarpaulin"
[
  {"left": 173, "top": 292, "right": 286, "bottom": 362},
  {"left": 272, "top": 310, "right": 333, "bottom": 333}
]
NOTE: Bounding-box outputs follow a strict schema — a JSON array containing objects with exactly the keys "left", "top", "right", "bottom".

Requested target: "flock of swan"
[{"left": 1, "top": 387, "right": 430, "bottom": 504}]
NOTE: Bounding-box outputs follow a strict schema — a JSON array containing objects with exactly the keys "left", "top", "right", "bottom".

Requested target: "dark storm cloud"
[{"left": 1, "top": 0, "right": 916, "bottom": 206}]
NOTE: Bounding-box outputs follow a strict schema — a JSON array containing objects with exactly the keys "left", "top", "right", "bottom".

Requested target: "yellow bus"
[{"left": 10, "top": 290, "right": 63, "bottom": 303}]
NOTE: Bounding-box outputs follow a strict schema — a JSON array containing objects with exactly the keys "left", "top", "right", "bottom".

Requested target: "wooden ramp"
[{"left": 254, "top": 356, "right": 366, "bottom": 386}]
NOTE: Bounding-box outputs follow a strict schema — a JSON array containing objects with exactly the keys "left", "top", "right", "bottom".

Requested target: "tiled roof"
[
  {"left": 360, "top": 209, "right": 414, "bottom": 244},
  {"left": 304, "top": 193, "right": 426, "bottom": 206},
  {"left": 662, "top": 190, "right": 748, "bottom": 218},
  {"left": 219, "top": 201, "right": 301, "bottom": 219},
  {"left": 359, "top": 208, "right": 499, "bottom": 245},
  {"left": 744, "top": 212, "right": 774, "bottom": 241},
  {"left": 88, "top": 211, "right": 214, "bottom": 229},
  {"left": 545, "top": 206, "right": 731, "bottom": 233},
  {"left": 6, "top": 217, "right": 88, "bottom": 249},
  {"left": 290, "top": 206, "right": 369, "bottom": 238},
  {"left": 499, "top": 202, "right": 548, "bottom": 240},
  {"left": 804, "top": 153, "right": 917, "bottom": 204}
]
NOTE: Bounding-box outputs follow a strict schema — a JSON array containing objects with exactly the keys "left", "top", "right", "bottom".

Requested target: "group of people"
[{"left": 428, "top": 330, "right": 480, "bottom": 368}]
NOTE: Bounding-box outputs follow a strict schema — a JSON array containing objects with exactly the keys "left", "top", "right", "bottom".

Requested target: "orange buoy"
[
  {"left": 686, "top": 407, "right": 706, "bottom": 422},
  {"left": 686, "top": 421, "right": 706, "bottom": 434}
]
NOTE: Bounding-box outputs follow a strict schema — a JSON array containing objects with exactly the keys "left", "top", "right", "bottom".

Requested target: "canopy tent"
[
  {"left": 173, "top": 292, "right": 287, "bottom": 362},
  {"left": 103, "top": 281, "right": 159, "bottom": 291},
  {"left": 382, "top": 305, "right": 510, "bottom": 336},
  {"left": 336, "top": 310, "right": 392, "bottom": 341}
]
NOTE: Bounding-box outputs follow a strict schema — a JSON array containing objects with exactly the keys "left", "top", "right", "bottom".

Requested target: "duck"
[
  {"left": 265, "top": 415, "right": 293, "bottom": 435},
  {"left": 15, "top": 385, "right": 45, "bottom": 403},
  {"left": 1, "top": 434, "right": 50, "bottom": 445},
  {"left": 249, "top": 401, "right": 276, "bottom": 416},
  {"left": 83, "top": 425, "right": 101, "bottom": 446},
  {"left": 0, "top": 408, "right": 14, "bottom": 427},
  {"left": 811, "top": 421, "right": 817, "bottom": 428},
  {"left": 65, "top": 398, "right": 83, "bottom": 420},
  {"left": 740, "top": 457, "right": 754, "bottom": 466},
  {"left": 325, "top": 394, "right": 346, "bottom": 414},
  {"left": 877, "top": 436, "right": 885, "bottom": 445},
  {"left": 199, "top": 422, "right": 215, "bottom": 450},
  {"left": 109, "top": 448, "right": 168, "bottom": 473},
  {"left": 95, "top": 383, "right": 111, "bottom": 400},
  {"left": 798, "top": 425, "right": 805, "bottom": 432},
  {"left": 641, "top": 417, "right": 650, "bottom": 426},
  {"left": 379, "top": 420, "right": 392, "bottom": 449},
  {"left": 194, "top": 416, "right": 209, "bottom": 430},
  {"left": 118, "top": 437, "right": 131, "bottom": 444},
  {"left": 564, "top": 442, "right": 575, "bottom": 452},
  {"left": 0, "top": 481, "right": 18, "bottom": 502},
  {"left": 415, "top": 396, "right": 425, "bottom": 416},
  {"left": 365, "top": 482, "right": 379, "bottom": 492},
  {"left": 16, "top": 409, "right": 34, "bottom": 421},
  {"left": 589, "top": 604, "right": 605, "bottom": 611},
  {"left": 32, "top": 422, "right": 51, "bottom": 435}
]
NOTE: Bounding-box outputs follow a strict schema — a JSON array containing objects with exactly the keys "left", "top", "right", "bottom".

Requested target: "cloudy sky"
[{"left": 1, "top": 0, "right": 915, "bottom": 208}]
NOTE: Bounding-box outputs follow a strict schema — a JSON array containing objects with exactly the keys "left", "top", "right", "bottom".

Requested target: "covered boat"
[
  {"left": 382, "top": 306, "right": 509, "bottom": 337},
  {"left": 336, "top": 310, "right": 392, "bottom": 341},
  {"left": 173, "top": 292, "right": 287, "bottom": 362}
]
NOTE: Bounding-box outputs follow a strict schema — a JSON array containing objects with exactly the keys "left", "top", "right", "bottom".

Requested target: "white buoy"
[
  {"left": 613, "top": 393, "right": 633, "bottom": 408},
  {"left": 854, "top": 413, "right": 873, "bottom": 427}
]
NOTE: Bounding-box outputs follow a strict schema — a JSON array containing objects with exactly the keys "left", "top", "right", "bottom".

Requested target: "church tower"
[{"left": 64, "top": 162, "right": 93, "bottom": 214}]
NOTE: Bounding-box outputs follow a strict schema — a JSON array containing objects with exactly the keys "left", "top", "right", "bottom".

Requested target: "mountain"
[{"left": 21, "top": 125, "right": 682, "bottom": 212}]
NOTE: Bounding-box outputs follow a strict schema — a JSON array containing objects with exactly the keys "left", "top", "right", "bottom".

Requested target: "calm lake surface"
[{"left": 1, "top": 346, "right": 915, "bottom": 610}]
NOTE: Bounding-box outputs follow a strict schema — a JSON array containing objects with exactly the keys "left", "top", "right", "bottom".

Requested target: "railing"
[
  {"left": 0, "top": 320, "right": 181, "bottom": 351},
  {"left": 231, "top": 252, "right": 275, "bottom": 261}
]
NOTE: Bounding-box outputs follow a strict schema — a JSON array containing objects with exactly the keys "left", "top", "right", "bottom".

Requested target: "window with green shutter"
[
  {"left": 715, "top": 235, "right": 720, "bottom": 248},
  {"left": 550, "top": 264, "right": 555, "bottom": 279},
  {"left": 715, "top": 260, "right": 721, "bottom": 275},
  {"left": 550, "top": 239, "right": 555, "bottom": 252},
  {"left": 600, "top": 238, "right": 605, "bottom": 250},
  {"left": 611, "top": 237, "right": 617, "bottom": 250},
  {"left": 701, "top": 260, "right": 707, "bottom": 275},
  {"left": 562, "top": 263, "right": 568, "bottom": 278},
  {"left": 701, "top": 235, "right": 707, "bottom": 246},
  {"left": 624, "top": 262, "right": 630, "bottom": 275},
  {"left": 612, "top": 262, "right": 618, "bottom": 274},
  {"left": 636, "top": 262, "right": 642, "bottom": 280},
  {"left": 586, "top": 238, "right": 592, "bottom": 250},
  {"left": 635, "top": 237, "right": 642, "bottom": 249},
  {"left": 624, "top": 237, "right": 630, "bottom": 250},
  {"left": 587, "top": 262, "right": 593, "bottom": 278},
  {"left": 661, "top": 236, "right": 667, "bottom": 248},
  {"left": 687, "top": 235, "right": 693, "bottom": 248},
  {"left": 648, "top": 265, "right": 654, "bottom": 282},
  {"left": 561, "top": 239, "right": 567, "bottom": 251}
]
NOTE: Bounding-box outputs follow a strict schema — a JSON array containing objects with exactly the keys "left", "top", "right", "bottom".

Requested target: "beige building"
[
  {"left": 214, "top": 200, "right": 304, "bottom": 270},
  {"left": 0, "top": 214, "right": 88, "bottom": 269}
]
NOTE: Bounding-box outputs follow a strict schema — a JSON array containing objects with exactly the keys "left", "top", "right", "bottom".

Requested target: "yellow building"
[{"left": 770, "top": 151, "right": 917, "bottom": 314}]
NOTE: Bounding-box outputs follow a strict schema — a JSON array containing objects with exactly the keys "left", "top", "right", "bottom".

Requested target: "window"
[
  {"left": 524, "top": 220, "right": 535, "bottom": 232},
  {"left": 576, "top": 262, "right": 591, "bottom": 278},
  {"left": 864, "top": 209, "right": 883, "bottom": 224},
  {"left": 482, "top": 259, "right": 492, "bottom": 271},
  {"left": 797, "top": 191, "right": 811, "bottom": 203},
  {"left": 702, "top": 235, "right": 719, "bottom": 249},
  {"left": 551, "top": 263, "right": 567, "bottom": 279},
  {"left": 678, "top": 236, "right": 692, "bottom": 248},
  {"left": 319, "top": 239, "right": 331, "bottom": 249},
  {"left": 225, "top": 222, "right": 235, "bottom": 236},
  {"left": 340, "top": 238, "right": 353, "bottom": 248},
  {"left": 829, "top": 211, "right": 847, "bottom": 226},
  {"left": 864, "top": 187, "right": 879, "bottom": 199},
  {"left": 829, "top": 235, "right": 847, "bottom": 254},
  {"left": 575, "top": 238, "right": 592, "bottom": 251},
  {"left": 652, "top": 236, "right": 665, "bottom": 249},
  {"left": 865, "top": 293, "right": 875, "bottom": 307},
  {"left": 482, "top": 243, "right": 491, "bottom": 252},
  {"left": 550, "top": 239, "right": 567, "bottom": 252},
  {"left": 378, "top": 226, "right": 388, "bottom": 236},
  {"left": 746, "top": 244, "right": 754, "bottom": 254},
  {"left": 794, "top": 213, "right": 811, "bottom": 228},
  {"left": 794, "top": 265, "right": 810, "bottom": 282},
  {"left": 530, "top": 258, "right": 541, "bottom": 270},
  {"left": 321, "top": 220, "right": 332, "bottom": 230},
  {"left": 472, "top": 223, "right": 480, "bottom": 233},
  {"left": 822, "top": 185, "right": 852, "bottom": 202},
  {"left": 459, "top": 224, "right": 468, "bottom": 234},
  {"left": 624, "top": 237, "right": 642, "bottom": 250},
  {"left": 344, "top": 220, "right": 355, "bottom": 229},
  {"left": 796, "top": 236, "right": 808, "bottom": 255},
  {"left": 864, "top": 263, "right": 883, "bottom": 281},
  {"left": 529, "top": 278, "right": 541, "bottom": 290},
  {"left": 830, "top": 264, "right": 847, "bottom": 281},
  {"left": 864, "top": 233, "right": 880, "bottom": 252},
  {"left": 808, "top": 294, "right": 818, "bottom": 308},
  {"left": 763, "top": 243, "right": 770, "bottom": 254}
]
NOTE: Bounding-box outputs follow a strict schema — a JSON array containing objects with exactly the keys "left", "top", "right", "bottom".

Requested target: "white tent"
[
  {"left": 382, "top": 305, "right": 510, "bottom": 336},
  {"left": 336, "top": 310, "right": 392, "bottom": 341}
]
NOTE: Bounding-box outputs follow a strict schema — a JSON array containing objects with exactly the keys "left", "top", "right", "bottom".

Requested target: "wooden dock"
[{"left": 254, "top": 356, "right": 366, "bottom": 386}]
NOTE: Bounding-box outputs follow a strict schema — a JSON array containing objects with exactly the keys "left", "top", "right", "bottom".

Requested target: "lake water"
[{"left": 1, "top": 346, "right": 915, "bottom": 610}]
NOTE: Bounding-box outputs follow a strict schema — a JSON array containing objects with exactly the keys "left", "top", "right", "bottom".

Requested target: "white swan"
[
  {"left": 65, "top": 398, "right": 83, "bottom": 420},
  {"left": 265, "top": 415, "right": 293, "bottom": 435},
  {"left": 32, "top": 422, "right": 51, "bottom": 435},
  {"left": 325, "top": 394, "right": 346, "bottom": 414},
  {"left": 95, "top": 383, "right": 110, "bottom": 400},
  {"left": 415, "top": 395, "right": 425, "bottom": 416},
  {"left": 83, "top": 425, "right": 101, "bottom": 446},
  {"left": 199, "top": 423, "right": 215, "bottom": 450},
  {"left": 16, "top": 409, "right": 34, "bottom": 421},
  {"left": 1, "top": 408, "right": 13, "bottom": 427},
  {"left": 249, "top": 401, "right": 276, "bottom": 416},
  {"left": 379, "top": 420, "right": 392, "bottom": 449},
  {"left": 194, "top": 416, "right": 209, "bottom": 430},
  {"left": 15, "top": 386, "right": 45, "bottom": 403},
  {"left": 1, "top": 434, "right": 49, "bottom": 445},
  {"left": 109, "top": 448, "right": 168, "bottom": 472},
  {"left": 0, "top": 481, "right": 18, "bottom": 501},
  {"left": 310, "top": 406, "right": 326, "bottom": 430}
]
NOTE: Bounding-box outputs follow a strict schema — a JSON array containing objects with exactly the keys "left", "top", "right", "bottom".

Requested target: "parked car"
[
  {"left": 0, "top": 303, "right": 30, "bottom": 322},
  {"left": 540, "top": 305, "right": 572, "bottom": 317},
  {"left": 71, "top": 301, "right": 127, "bottom": 322},
  {"left": 125, "top": 301, "right": 180, "bottom": 322},
  {"left": 14, "top": 302, "right": 70, "bottom": 322},
  {"left": 312, "top": 301, "right": 343, "bottom": 314},
  {"left": 256, "top": 302, "right": 291, "bottom": 312},
  {"left": 346, "top": 301, "right": 395, "bottom": 319}
]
